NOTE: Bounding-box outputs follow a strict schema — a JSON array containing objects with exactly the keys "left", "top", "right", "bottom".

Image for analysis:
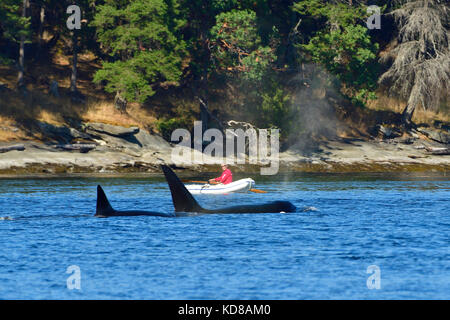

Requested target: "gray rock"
[
  {"left": 84, "top": 128, "right": 170, "bottom": 156},
  {"left": 83, "top": 122, "right": 139, "bottom": 138},
  {"left": 89, "top": 131, "right": 142, "bottom": 155},
  {"left": 400, "top": 137, "right": 416, "bottom": 145},
  {"left": 377, "top": 125, "right": 402, "bottom": 139},
  {"left": 52, "top": 143, "right": 96, "bottom": 153},
  {"left": 37, "top": 122, "right": 93, "bottom": 143},
  {"left": 418, "top": 128, "right": 450, "bottom": 144},
  {"left": 408, "top": 130, "right": 420, "bottom": 139},
  {"left": 68, "top": 128, "right": 92, "bottom": 140},
  {"left": 134, "top": 130, "right": 171, "bottom": 150}
]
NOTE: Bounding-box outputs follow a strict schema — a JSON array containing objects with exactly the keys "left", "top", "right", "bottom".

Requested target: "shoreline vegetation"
[{"left": 0, "top": 1, "right": 448, "bottom": 176}]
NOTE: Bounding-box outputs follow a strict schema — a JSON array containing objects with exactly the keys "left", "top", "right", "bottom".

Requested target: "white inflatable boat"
[{"left": 185, "top": 178, "right": 255, "bottom": 195}]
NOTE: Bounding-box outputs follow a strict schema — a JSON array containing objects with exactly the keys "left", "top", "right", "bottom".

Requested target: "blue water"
[{"left": 0, "top": 173, "right": 449, "bottom": 299}]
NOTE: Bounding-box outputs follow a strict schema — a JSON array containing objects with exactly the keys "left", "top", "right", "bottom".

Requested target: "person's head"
[{"left": 221, "top": 163, "right": 228, "bottom": 170}]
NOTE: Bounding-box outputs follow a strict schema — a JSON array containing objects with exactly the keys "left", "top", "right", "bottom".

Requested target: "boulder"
[
  {"left": 88, "top": 131, "right": 142, "bottom": 155},
  {"left": 37, "top": 122, "right": 93, "bottom": 143},
  {"left": 134, "top": 130, "right": 171, "bottom": 150},
  {"left": 52, "top": 143, "right": 96, "bottom": 153},
  {"left": 418, "top": 128, "right": 450, "bottom": 144},
  {"left": 376, "top": 125, "right": 402, "bottom": 139},
  {"left": 400, "top": 137, "right": 416, "bottom": 145},
  {"left": 83, "top": 122, "right": 139, "bottom": 138}
]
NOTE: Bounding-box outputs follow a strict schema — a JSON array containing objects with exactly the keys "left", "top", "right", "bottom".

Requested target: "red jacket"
[{"left": 214, "top": 169, "right": 233, "bottom": 185}]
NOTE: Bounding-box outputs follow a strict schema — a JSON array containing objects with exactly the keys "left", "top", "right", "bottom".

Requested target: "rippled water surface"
[{"left": 0, "top": 173, "right": 449, "bottom": 299}]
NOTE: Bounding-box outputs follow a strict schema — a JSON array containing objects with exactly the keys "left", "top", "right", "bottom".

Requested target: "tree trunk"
[
  {"left": 401, "top": 103, "right": 416, "bottom": 128},
  {"left": 17, "top": 0, "right": 29, "bottom": 88},
  {"left": 198, "top": 27, "right": 212, "bottom": 131},
  {"left": 114, "top": 92, "right": 127, "bottom": 113},
  {"left": 70, "top": 31, "right": 78, "bottom": 93},
  {"left": 37, "top": 5, "right": 45, "bottom": 59},
  {"left": 18, "top": 38, "right": 24, "bottom": 87}
]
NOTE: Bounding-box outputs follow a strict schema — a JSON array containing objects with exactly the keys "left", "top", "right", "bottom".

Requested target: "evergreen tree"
[
  {"left": 0, "top": 0, "right": 30, "bottom": 87},
  {"left": 0, "top": 0, "right": 30, "bottom": 46},
  {"left": 293, "top": 0, "right": 380, "bottom": 105},
  {"left": 210, "top": 9, "right": 277, "bottom": 81},
  {"left": 91, "top": 0, "right": 187, "bottom": 109}
]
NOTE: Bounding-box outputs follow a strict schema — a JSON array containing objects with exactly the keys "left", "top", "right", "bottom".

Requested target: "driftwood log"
[
  {"left": 52, "top": 144, "right": 96, "bottom": 153},
  {"left": 424, "top": 146, "right": 450, "bottom": 155},
  {"left": 0, "top": 144, "right": 25, "bottom": 153}
]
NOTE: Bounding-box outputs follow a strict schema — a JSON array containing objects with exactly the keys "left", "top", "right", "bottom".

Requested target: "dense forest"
[{"left": 0, "top": 0, "right": 448, "bottom": 146}]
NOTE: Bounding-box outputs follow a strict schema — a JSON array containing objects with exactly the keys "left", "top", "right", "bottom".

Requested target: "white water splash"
[{"left": 302, "top": 206, "right": 319, "bottom": 212}]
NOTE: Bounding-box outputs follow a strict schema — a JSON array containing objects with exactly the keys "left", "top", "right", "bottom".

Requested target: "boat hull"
[{"left": 186, "top": 178, "right": 255, "bottom": 195}]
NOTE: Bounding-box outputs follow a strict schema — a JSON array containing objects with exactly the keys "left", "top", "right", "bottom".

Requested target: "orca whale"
[
  {"left": 95, "top": 185, "right": 174, "bottom": 217},
  {"left": 161, "top": 165, "right": 296, "bottom": 214}
]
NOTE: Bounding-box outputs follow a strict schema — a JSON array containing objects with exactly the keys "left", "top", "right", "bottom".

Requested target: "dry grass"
[
  {"left": 0, "top": 90, "right": 158, "bottom": 141},
  {"left": 82, "top": 99, "right": 157, "bottom": 129},
  {"left": 82, "top": 99, "right": 137, "bottom": 127},
  {"left": 0, "top": 49, "right": 160, "bottom": 142},
  {"left": 366, "top": 92, "right": 450, "bottom": 125},
  {"left": 1, "top": 42, "right": 448, "bottom": 146},
  {"left": 0, "top": 116, "right": 29, "bottom": 142}
]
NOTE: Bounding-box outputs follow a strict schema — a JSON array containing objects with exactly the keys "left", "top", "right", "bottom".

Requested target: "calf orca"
[
  {"left": 161, "top": 165, "right": 296, "bottom": 214},
  {"left": 95, "top": 185, "right": 174, "bottom": 217}
]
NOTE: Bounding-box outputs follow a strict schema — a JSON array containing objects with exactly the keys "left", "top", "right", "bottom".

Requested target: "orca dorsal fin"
[
  {"left": 96, "top": 185, "right": 114, "bottom": 216},
  {"left": 161, "top": 165, "right": 203, "bottom": 212}
]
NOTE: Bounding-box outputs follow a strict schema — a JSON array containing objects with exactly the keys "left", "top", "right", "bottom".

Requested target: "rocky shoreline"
[{"left": 0, "top": 122, "right": 449, "bottom": 176}]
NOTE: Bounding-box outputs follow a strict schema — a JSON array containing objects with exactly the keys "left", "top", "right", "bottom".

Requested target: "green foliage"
[
  {"left": 0, "top": 0, "right": 400, "bottom": 139},
  {"left": 210, "top": 9, "right": 276, "bottom": 81},
  {"left": 209, "top": 8, "right": 290, "bottom": 133},
  {"left": 303, "top": 24, "right": 379, "bottom": 96},
  {"left": 92, "top": 0, "right": 186, "bottom": 103},
  {"left": 0, "top": 0, "right": 30, "bottom": 43},
  {"left": 294, "top": 0, "right": 380, "bottom": 105},
  {"left": 156, "top": 117, "right": 191, "bottom": 141},
  {"left": 294, "top": 0, "right": 366, "bottom": 27},
  {"left": 259, "top": 81, "right": 291, "bottom": 129},
  {"left": 211, "top": 10, "right": 261, "bottom": 52},
  {"left": 240, "top": 46, "right": 277, "bottom": 82}
]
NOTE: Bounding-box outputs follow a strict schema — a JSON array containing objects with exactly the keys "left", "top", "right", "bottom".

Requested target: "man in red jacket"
[{"left": 209, "top": 164, "right": 233, "bottom": 185}]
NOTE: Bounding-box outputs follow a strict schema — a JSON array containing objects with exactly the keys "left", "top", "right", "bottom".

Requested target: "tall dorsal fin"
[
  {"left": 161, "top": 165, "right": 203, "bottom": 212},
  {"left": 96, "top": 185, "right": 114, "bottom": 216}
]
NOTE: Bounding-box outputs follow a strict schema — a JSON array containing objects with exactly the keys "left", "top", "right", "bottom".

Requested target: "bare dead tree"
[{"left": 379, "top": 0, "right": 449, "bottom": 127}]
